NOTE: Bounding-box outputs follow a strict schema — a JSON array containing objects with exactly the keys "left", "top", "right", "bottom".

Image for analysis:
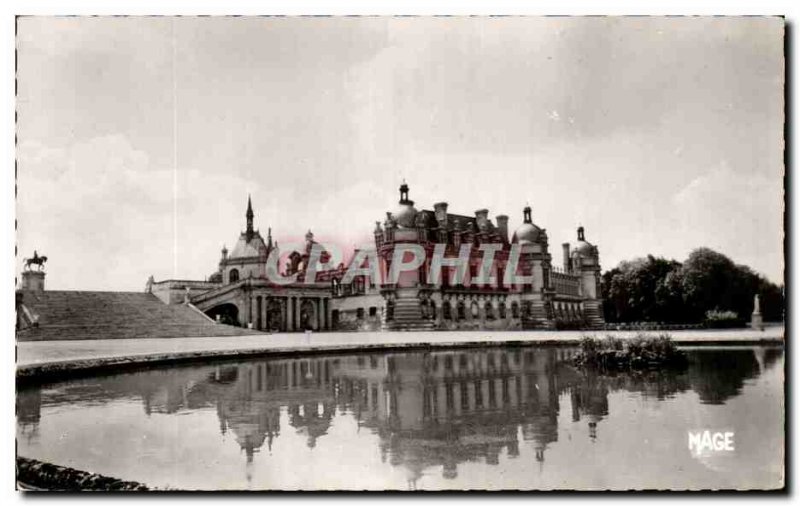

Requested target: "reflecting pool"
[{"left": 17, "top": 345, "right": 784, "bottom": 490}]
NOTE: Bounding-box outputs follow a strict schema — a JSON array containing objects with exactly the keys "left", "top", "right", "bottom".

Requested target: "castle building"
[
  {"left": 148, "top": 197, "right": 335, "bottom": 332},
  {"left": 20, "top": 188, "right": 603, "bottom": 335},
  {"left": 333, "top": 183, "right": 605, "bottom": 330}
]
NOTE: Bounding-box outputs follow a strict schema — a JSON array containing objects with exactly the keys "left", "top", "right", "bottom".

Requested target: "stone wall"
[
  {"left": 335, "top": 309, "right": 382, "bottom": 331},
  {"left": 16, "top": 457, "right": 148, "bottom": 491}
]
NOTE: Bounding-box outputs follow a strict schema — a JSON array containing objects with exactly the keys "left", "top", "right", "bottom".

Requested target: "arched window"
[
  {"left": 457, "top": 301, "right": 466, "bottom": 320},
  {"left": 511, "top": 302, "right": 520, "bottom": 318},
  {"left": 429, "top": 301, "right": 437, "bottom": 320},
  {"left": 498, "top": 302, "right": 507, "bottom": 319},
  {"left": 443, "top": 301, "right": 452, "bottom": 320},
  {"left": 485, "top": 302, "right": 494, "bottom": 320},
  {"left": 229, "top": 269, "right": 240, "bottom": 283}
]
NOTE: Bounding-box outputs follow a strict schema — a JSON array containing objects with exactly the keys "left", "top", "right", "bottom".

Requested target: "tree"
[{"left": 601, "top": 247, "right": 783, "bottom": 324}]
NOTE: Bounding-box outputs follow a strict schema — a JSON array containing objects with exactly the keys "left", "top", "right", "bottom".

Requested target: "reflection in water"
[{"left": 17, "top": 345, "right": 784, "bottom": 490}]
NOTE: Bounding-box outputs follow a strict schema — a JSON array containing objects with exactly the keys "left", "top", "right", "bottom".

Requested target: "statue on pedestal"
[
  {"left": 751, "top": 294, "right": 764, "bottom": 331},
  {"left": 23, "top": 250, "right": 47, "bottom": 271}
]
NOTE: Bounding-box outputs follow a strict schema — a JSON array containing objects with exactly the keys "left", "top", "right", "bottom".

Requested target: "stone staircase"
[
  {"left": 16, "top": 290, "right": 260, "bottom": 341},
  {"left": 583, "top": 300, "right": 605, "bottom": 330},
  {"left": 382, "top": 295, "right": 435, "bottom": 331}
]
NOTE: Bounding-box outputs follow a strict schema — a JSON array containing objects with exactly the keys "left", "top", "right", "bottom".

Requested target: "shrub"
[{"left": 574, "top": 333, "right": 687, "bottom": 370}]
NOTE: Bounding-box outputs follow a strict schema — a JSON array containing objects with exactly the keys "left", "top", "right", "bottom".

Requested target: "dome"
[
  {"left": 392, "top": 202, "right": 418, "bottom": 228},
  {"left": 513, "top": 222, "right": 541, "bottom": 244},
  {"left": 572, "top": 226, "right": 594, "bottom": 257},
  {"left": 574, "top": 240, "right": 594, "bottom": 256},
  {"left": 229, "top": 232, "right": 268, "bottom": 260}
]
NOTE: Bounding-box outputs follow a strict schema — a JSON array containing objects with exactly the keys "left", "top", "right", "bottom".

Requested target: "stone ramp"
[{"left": 17, "top": 291, "right": 258, "bottom": 341}]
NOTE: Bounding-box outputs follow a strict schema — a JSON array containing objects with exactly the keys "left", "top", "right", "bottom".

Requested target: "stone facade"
[
  {"left": 149, "top": 188, "right": 604, "bottom": 332},
  {"left": 333, "top": 183, "right": 605, "bottom": 331},
  {"left": 152, "top": 197, "right": 337, "bottom": 331}
]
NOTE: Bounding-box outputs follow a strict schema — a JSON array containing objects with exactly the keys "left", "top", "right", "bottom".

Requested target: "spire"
[
  {"left": 267, "top": 227, "right": 273, "bottom": 249},
  {"left": 246, "top": 195, "right": 254, "bottom": 240},
  {"left": 577, "top": 225, "right": 585, "bottom": 241},
  {"left": 523, "top": 205, "right": 532, "bottom": 224}
]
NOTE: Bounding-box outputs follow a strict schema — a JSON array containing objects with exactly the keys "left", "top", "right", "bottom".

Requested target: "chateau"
[
  {"left": 17, "top": 183, "right": 605, "bottom": 337},
  {"left": 148, "top": 182, "right": 605, "bottom": 332},
  {"left": 335, "top": 183, "right": 605, "bottom": 331}
]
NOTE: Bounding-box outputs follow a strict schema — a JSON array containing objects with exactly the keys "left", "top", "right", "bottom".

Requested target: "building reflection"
[{"left": 17, "top": 345, "right": 784, "bottom": 485}]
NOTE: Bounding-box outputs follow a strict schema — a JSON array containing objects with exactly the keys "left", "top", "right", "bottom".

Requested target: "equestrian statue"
[{"left": 23, "top": 250, "right": 47, "bottom": 271}]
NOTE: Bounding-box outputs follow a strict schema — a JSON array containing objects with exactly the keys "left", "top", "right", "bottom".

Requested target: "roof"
[{"left": 229, "top": 231, "right": 268, "bottom": 260}]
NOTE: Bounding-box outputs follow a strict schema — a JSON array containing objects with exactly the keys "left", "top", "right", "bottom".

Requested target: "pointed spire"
[
  {"left": 267, "top": 227, "right": 273, "bottom": 249},
  {"left": 245, "top": 195, "right": 254, "bottom": 240}
]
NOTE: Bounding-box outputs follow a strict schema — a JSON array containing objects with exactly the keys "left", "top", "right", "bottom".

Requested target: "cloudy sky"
[{"left": 16, "top": 16, "right": 784, "bottom": 290}]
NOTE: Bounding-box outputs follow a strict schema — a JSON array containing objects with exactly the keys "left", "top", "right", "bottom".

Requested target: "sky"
[{"left": 16, "top": 16, "right": 784, "bottom": 290}]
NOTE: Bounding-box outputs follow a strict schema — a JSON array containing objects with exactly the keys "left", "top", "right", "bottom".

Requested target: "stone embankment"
[
  {"left": 17, "top": 326, "right": 784, "bottom": 383},
  {"left": 17, "top": 457, "right": 148, "bottom": 491}
]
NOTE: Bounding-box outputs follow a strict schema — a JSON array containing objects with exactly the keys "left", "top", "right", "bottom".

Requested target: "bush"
[
  {"left": 574, "top": 333, "right": 687, "bottom": 370},
  {"left": 703, "top": 309, "right": 745, "bottom": 329}
]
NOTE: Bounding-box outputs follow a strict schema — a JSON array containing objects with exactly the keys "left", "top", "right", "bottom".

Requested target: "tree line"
[{"left": 601, "top": 247, "right": 784, "bottom": 324}]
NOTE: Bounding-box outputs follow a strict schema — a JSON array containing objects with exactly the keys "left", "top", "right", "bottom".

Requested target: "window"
[
  {"left": 499, "top": 302, "right": 507, "bottom": 319},
  {"left": 356, "top": 308, "right": 365, "bottom": 320},
  {"left": 443, "top": 301, "right": 452, "bottom": 320},
  {"left": 485, "top": 302, "right": 494, "bottom": 320},
  {"left": 369, "top": 306, "right": 377, "bottom": 317},
  {"left": 511, "top": 302, "right": 520, "bottom": 318},
  {"left": 457, "top": 301, "right": 466, "bottom": 320},
  {"left": 229, "top": 269, "right": 239, "bottom": 283}
]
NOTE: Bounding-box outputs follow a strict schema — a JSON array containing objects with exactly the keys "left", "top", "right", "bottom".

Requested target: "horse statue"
[{"left": 23, "top": 250, "right": 47, "bottom": 271}]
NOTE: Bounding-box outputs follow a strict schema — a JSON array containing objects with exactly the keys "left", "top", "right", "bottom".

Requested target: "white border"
[{"left": 2, "top": 1, "right": 795, "bottom": 504}]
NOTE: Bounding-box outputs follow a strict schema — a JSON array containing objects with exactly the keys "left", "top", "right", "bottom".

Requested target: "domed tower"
[
  {"left": 512, "top": 205, "right": 542, "bottom": 245},
  {"left": 570, "top": 225, "right": 604, "bottom": 327},
  {"left": 392, "top": 181, "right": 419, "bottom": 228},
  {"left": 510, "top": 205, "right": 553, "bottom": 328},
  {"left": 221, "top": 196, "right": 271, "bottom": 283}
]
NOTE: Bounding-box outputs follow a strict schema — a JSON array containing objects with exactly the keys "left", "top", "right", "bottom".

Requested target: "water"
[{"left": 17, "top": 345, "right": 784, "bottom": 491}]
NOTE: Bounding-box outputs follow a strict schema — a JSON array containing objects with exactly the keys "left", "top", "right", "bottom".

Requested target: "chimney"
[
  {"left": 21, "top": 270, "right": 45, "bottom": 292},
  {"left": 433, "top": 202, "right": 449, "bottom": 223},
  {"left": 496, "top": 215, "right": 509, "bottom": 242},
  {"left": 475, "top": 209, "right": 489, "bottom": 231},
  {"left": 562, "top": 243, "right": 571, "bottom": 272}
]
